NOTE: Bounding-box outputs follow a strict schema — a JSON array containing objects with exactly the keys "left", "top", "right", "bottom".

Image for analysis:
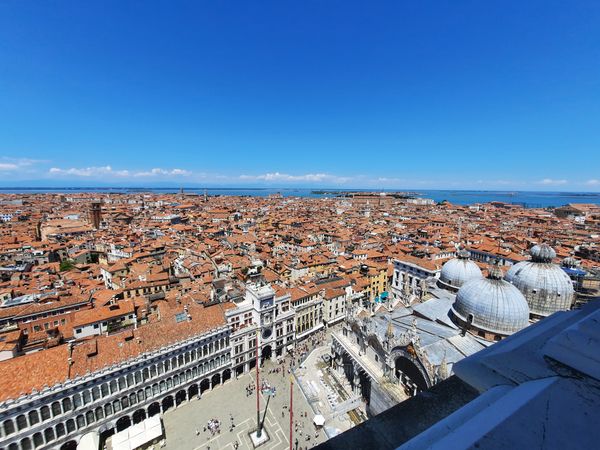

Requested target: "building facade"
[
  {"left": 226, "top": 281, "right": 295, "bottom": 377},
  {"left": 0, "top": 322, "right": 231, "bottom": 450},
  {"left": 391, "top": 257, "right": 440, "bottom": 305}
]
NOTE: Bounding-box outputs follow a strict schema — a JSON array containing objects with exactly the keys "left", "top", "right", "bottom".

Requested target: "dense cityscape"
[
  {"left": 2, "top": 1, "right": 600, "bottom": 449},
  {"left": 0, "top": 192, "right": 598, "bottom": 449}
]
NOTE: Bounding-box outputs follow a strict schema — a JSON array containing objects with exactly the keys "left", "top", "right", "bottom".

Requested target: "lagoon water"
[{"left": 0, "top": 187, "right": 599, "bottom": 208}]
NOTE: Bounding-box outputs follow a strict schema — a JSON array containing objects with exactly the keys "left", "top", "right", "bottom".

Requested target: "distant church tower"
[{"left": 90, "top": 202, "right": 102, "bottom": 229}]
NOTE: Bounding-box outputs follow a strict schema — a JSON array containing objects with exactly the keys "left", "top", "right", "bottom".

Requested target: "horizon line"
[{"left": 0, "top": 186, "right": 599, "bottom": 195}]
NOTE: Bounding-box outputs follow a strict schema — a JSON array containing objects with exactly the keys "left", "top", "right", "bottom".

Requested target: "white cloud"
[
  {"left": 0, "top": 157, "right": 46, "bottom": 171},
  {"left": 134, "top": 168, "right": 191, "bottom": 177},
  {"left": 586, "top": 179, "right": 600, "bottom": 186},
  {"left": 49, "top": 166, "right": 130, "bottom": 177},
  {"left": 0, "top": 163, "right": 18, "bottom": 171},
  {"left": 239, "top": 172, "right": 351, "bottom": 184},
  {"left": 48, "top": 166, "right": 191, "bottom": 178},
  {"left": 376, "top": 177, "right": 404, "bottom": 183},
  {"left": 538, "top": 178, "right": 568, "bottom": 186}
]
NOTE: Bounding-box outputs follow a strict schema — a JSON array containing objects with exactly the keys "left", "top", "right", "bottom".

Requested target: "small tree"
[{"left": 59, "top": 260, "right": 75, "bottom": 272}]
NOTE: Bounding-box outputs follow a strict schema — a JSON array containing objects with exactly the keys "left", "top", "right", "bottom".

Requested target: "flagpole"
[
  {"left": 289, "top": 375, "right": 294, "bottom": 450},
  {"left": 256, "top": 328, "right": 262, "bottom": 438}
]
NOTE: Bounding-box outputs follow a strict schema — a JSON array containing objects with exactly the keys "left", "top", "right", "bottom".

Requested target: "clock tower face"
[{"left": 262, "top": 326, "right": 272, "bottom": 340}]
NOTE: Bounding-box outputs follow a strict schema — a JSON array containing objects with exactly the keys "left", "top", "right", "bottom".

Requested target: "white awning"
[
  {"left": 77, "top": 431, "right": 100, "bottom": 450},
  {"left": 111, "top": 415, "right": 163, "bottom": 450}
]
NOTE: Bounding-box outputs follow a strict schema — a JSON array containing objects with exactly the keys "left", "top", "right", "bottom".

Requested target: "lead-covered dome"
[
  {"left": 451, "top": 267, "right": 530, "bottom": 337},
  {"left": 529, "top": 243, "right": 556, "bottom": 262},
  {"left": 439, "top": 250, "right": 483, "bottom": 291},
  {"left": 505, "top": 244, "right": 574, "bottom": 318}
]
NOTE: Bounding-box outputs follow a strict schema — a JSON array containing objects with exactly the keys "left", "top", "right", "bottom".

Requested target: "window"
[
  {"left": 33, "top": 432, "right": 44, "bottom": 447},
  {"left": 51, "top": 401, "right": 62, "bottom": 417},
  {"left": 20, "top": 438, "right": 32, "bottom": 450},
  {"left": 44, "top": 427, "right": 55, "bottom": 442},
  {"left": 62, "top": 397, "right": 72, "bottom": 412},
  {"left": 16, "top": 415, "right": 27, "bottom": 431},
  {"left": 40, "top": 405, "right": 51, "bottom": 421},
  {"left": 3, "top": 419, "right": 15, "bottom": 436},
  {"left": 56, "top": 423, "right": 66, "bottom": 438},
  {"left": 28, "top": 410, "right": 39, "bottom": 426}
]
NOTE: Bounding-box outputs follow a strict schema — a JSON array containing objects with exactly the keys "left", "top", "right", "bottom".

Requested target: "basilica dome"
[
  {"left": 439, "top": 250, "right": 482, "bottom": 291},
  {"left": 451, "top": 267, "right": 530, "bottom": 338},
  {"left": 504, "top": 244, "right": 574, "bottom": 318}
]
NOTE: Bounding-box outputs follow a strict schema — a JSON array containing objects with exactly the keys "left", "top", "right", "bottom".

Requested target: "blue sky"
[{"left": 1, "top": 1, "right": 599, "bottom": 190}]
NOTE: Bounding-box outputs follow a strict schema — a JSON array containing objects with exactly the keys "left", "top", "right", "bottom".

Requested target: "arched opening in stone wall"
[
  {"left": 261, "top": 345, "right": 272, "bottom": 363},
  {"left": 175, "top": 389, "right": 187, "bottom": 406},
  {"left": 394, "top": 356, "right": 429, "bottom": 394},
  {"left": 116, "top": 416, "right": 131, "bottom": 432},
  {"left": 148, "top": 402, "right": 161, "bottom": 417},
  {"left": 161, "top": 395, "right": 174, "bottom": 412},
  {"left": 132, "top": 409, "right": 146, "bottom": 424}
]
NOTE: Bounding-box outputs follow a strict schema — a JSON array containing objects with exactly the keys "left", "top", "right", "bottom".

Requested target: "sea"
[{"left": 0, "top": 188, "right": 599, "bottom": 208}]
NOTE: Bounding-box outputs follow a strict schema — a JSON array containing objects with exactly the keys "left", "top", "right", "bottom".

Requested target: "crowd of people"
[
  {"left": 245, "top": 381, "right": 256, "bottom": 397},
  {"left": 205, "top": 418, "right": 221, "bottom": 436}
]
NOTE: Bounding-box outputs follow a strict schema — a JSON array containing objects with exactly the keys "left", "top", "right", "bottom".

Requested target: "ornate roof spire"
[{"left": 385, "top": 318, "right": 394, "bottom": 341}]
